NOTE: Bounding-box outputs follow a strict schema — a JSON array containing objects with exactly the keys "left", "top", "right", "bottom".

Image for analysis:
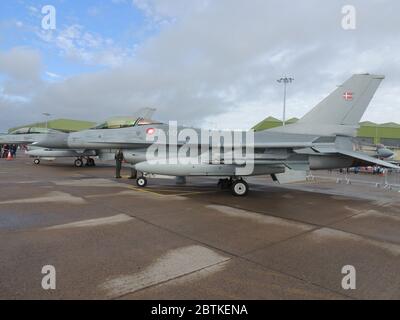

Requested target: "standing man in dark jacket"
[
  {"left": 3, "top": 144, "right": 9, "bottom": 158},
  {"left": 11, "top": 144, "right": 17, "bottom": 158},
  {"left": 115, "top": 149, "right": 124, "bottom": 179}
]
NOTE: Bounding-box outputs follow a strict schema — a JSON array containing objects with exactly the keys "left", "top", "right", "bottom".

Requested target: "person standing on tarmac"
[
  {"left": 115, "top": 149, "right": 124, "bottom": 179},
  {"left": 11, "top": 144, "right": 17, "bottom": 158},
  {"left": 3, "top": 144, "right": 9, "bottom": 158}
]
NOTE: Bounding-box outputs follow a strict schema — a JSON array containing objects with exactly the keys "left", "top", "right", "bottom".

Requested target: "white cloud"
[
  {"left": 133, "top": 0, "right": 209, "bottom": 21},
  {"left": 2, "top": 0, "right": 400, "bottom": 131},
  {"left": 37, "top": 24, "right": 134, "bottom": 67},
  {"left": 0, "top": 47, "right": 42, "bottom": 99}
]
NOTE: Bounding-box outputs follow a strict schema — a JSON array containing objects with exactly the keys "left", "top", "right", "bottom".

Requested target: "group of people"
[{"left": 0, "top": 144, "right": 18, "bottom": 158}]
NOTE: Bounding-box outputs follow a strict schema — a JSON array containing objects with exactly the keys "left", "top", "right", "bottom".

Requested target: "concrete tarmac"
[{"left": 1, "top": 154, "right": 400, "bottom": 299}]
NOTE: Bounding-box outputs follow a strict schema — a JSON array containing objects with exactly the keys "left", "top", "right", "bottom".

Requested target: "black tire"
[
  {"left": 33, "top": 159, "right": 40, "bottom": 165},
  {"left": 231, "top": 179, "right": 249, "bottom": 196},
  {"left": 136, "top": 177, "right": 147, "bottom": 187},
  {"left": 74, "top": 159, "right": 83, "bottom": 167}
]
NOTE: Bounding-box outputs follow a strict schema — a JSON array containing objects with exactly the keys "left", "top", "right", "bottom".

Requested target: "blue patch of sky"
[{"left": 0, "top": 0, "right": 160, "bottom": 78}]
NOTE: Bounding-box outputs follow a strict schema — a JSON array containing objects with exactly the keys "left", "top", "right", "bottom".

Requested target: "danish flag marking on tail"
[{"left": 343, "top": 91, "right": 353, "bottom": 101}]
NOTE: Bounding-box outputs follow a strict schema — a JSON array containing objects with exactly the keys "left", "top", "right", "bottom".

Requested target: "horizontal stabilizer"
[{"left": 338, "top": 150, "right": 399, "bottom": 169}]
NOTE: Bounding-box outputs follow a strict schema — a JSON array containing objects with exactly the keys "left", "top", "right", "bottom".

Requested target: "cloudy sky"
[{"left": 0, "top": 0, "right": 400, "bottom": 132}]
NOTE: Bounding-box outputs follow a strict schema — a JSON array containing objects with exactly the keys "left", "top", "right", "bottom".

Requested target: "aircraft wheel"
[
  {"left": 74, "top": 159, "right": 83, "bottom": 167},
  {"left": 33, "top": 159, "right": 40, "bottom": 165},
  {"left": 136, "top": 177, "right": 147, "bottom": 187},
  {"left": 231, "top": 179, "right": 249, "bottom": 196}
]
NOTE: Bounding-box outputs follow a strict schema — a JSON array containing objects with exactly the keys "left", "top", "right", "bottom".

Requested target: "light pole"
[
  {"left": 42, "top": 113, "right": 51, "bottom": 129},
  {"left": 277, "top": 77, "right": 294, "bottom": 126}
]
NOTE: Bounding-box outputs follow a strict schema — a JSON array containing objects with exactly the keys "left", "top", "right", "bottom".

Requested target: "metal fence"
[{"left": 307, "top": 170, "right": 400, "bottom": 192}]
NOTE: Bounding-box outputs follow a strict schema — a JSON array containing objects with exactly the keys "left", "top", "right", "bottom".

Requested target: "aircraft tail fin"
[
  {"left": 299, "top": 73, "right": 384, "bottom": 126},
  {"left": 268, "top": 74, "right": 384, "bottom": 136}
]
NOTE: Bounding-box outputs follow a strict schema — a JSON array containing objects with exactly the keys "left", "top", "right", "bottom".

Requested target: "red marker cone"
[{"left": 6, "top": 151, "right": 13, "bottom": 160}]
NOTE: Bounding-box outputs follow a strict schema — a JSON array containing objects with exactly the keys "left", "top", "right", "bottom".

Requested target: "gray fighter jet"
[
  {"left": 0, "top": 127, "right": 66, "bottom": 145},
  {"left": 1, "top": 108, "right": 156, "bottom": 167},
  {"left": 0, "top": 126, "right": 98, "bottom": 166},
  {"left": 34, "top": 73, "right": 398, "bottom": 196}
]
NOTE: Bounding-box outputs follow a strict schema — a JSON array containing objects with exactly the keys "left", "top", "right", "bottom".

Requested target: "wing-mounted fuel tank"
[
  {"left": 134, "top": 161, "right": 285, "bottom": 176},
  {"left": 121, "top": 149, "right": 148, "bottom": 164},
  {"left": 26, "top": 148, "right": 97, "bottom": 158}
]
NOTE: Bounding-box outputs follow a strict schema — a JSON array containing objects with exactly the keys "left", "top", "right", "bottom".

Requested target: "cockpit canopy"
[
  {"left": 9, "top": 127, "right": 59, "bottom": 134},
  {"left": 92, "top": 117, "right": 163, "bottom": 129}
]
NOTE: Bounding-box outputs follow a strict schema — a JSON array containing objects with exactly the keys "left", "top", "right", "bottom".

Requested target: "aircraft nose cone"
[{"left": 377, "top": 148, "right": 394, "bottom": 159}]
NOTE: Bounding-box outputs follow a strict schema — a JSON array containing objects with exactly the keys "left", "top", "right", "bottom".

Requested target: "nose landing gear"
[{"left": 136, "top": 176, "right": 148, "bottom": 187}]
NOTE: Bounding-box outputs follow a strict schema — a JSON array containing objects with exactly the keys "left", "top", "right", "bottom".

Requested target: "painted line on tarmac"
[
  {"left": 172, "top": 190, "right": 220, "bottom": 196},
  {"left": 126, "top": 185, "right": 218, "bottom": 197},
  {"left": 44, "top": 214, "right": 134, "bottom": 230},
  {"left": 99, "top": 245, "right": 230, "bottom": 298},
  {"left": 125, "top": 185, "right": 167, "bottom": 196},
  {"left": 0, "top": 191, "right": 86, "bottom": 205},
  {"left": 207, "top": 204, "right": 313, "bottom": 231}
]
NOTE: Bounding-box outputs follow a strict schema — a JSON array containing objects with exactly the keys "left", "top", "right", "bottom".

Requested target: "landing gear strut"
[
  {"left": 86, "top": 158, "right": 96, "bottom": 167},
  {"left": 217, "top": 178, "right": 233, "bottom": 190}
]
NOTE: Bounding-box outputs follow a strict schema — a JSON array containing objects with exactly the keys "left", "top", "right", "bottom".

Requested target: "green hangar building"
[{"left": 8, "top": 119, "right": 96, "bottom": 133}]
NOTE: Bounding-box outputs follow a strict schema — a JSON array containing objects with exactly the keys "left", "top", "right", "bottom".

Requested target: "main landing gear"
[
  {"left": 218, "top": 177, "right": 249, "bottom": 196},
  {"left": 33, "top": 158, "right": 40, "bottom": 165},
  {"left": 74, "top": 158, "right": 84, "bottom": 167},
  {"left": 231, "top": 179, "right": 249, "bottom": 196},
  {"left": 74, "top": 157, "right": 96, "bottom": 167}
]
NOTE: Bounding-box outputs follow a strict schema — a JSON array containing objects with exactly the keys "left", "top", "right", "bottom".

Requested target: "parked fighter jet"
[
  {"left": 2, "top": 108, "right": 156, "bottom": 167},
  {"left": 0, "top": 126, "right": 98, "bottom": 166},
  {"left": 34, "top": 74, "right": 398, "bottom": 196},
  {"left": 25, "top": 116, "right": 143, "bottom": 167},
  {"left": 375, "top": 144, "right": 395, "bottom": 160},
  {"left": 0, "top": 127, "right": 65, "bottom": 145}
]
